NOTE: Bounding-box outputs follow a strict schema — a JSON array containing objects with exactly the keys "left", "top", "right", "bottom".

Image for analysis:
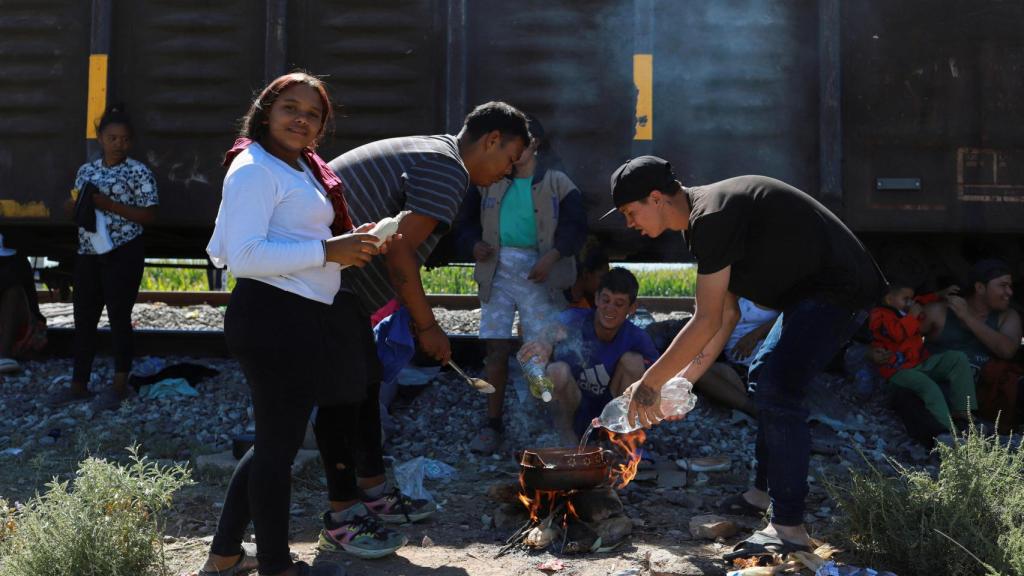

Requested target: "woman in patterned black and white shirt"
[{"left": 49, "top": 104, "right": 159, "bottom": 410}]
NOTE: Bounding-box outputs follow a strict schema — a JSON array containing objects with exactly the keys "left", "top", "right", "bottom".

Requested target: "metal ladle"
[{"left": 448, "top": 359, "right": 496, "bottom": 394}]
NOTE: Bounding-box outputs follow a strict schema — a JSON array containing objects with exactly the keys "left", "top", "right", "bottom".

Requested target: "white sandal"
[{"left": 0, "top": 358, "right": 20, "bottom": 374}]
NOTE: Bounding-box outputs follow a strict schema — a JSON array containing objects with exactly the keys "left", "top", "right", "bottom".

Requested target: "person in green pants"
[{"left": 869, "top": 282, "right": 977, "bottom": 431}]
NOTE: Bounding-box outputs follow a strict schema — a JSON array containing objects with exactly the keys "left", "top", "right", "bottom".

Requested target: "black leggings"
[
  {"left": 211, "top": 280, "right": 379, "bottom": 574},
  {"left": 315, "top": 380, "right": 386, "bottom": 502},
  {"left": 72, "top": 235, "right": 145, "bottom": 383}
]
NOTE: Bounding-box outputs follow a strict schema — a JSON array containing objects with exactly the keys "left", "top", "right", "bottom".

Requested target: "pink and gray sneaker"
[
  {"left": 318, "top": 503, "right": 407, "bottom": 559},
  {"left": 362, "top": 486, "right": 437, "bottom": 524}
]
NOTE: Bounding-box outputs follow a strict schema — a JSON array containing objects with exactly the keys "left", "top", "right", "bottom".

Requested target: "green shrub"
[
  {"left": 632, "top": 267, "right": 696, "bottom": 297},
  {"left": 419, "top": 265, "right": 697, "bottom": 297},
  {"left": 422, "top": 265, "right": 477, "bottom": 294},
  {"left": 0, "top": 446, "right": 192, "bottom": 576},
  {"left": 0, "top": 500, "right": 13, "bottom": 545},
  {"left": 141, "top": 265, "right": 236, "bottom": 292},
  {"left": 828, "top": 427, "right": 1024, "bottom": 576}
]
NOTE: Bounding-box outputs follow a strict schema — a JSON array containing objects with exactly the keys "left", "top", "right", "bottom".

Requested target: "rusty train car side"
[{"left": 1, "top": 0, "right": 1021, "bottom": 290}]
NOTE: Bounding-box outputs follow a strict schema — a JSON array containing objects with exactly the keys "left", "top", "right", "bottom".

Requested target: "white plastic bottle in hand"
[
  {"left": 339, "top": 210, "right": 410, "bottom": 269},
  {"left": 367, "top": 210, "right": 410, "bottom": 246},
  {"left": 521, "top": 355, "right": 554, "bottom": 402},
  {"left": 593, "top": 376, "right": 697, "bottom": 433}
]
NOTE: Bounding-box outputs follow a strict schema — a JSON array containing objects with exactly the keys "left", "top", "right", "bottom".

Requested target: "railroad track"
[
  {"left": 37, "top": 291, "right": 695, "bottom": 312},
  {"left": 43, "top": 327, "right": 488, "bottom": 365},
  {"left": 38, "top": 292, "right": 693, "bottom": 362}
]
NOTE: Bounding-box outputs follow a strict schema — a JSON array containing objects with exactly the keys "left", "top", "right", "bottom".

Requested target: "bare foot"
[
  {"left": 742, "top": 488, "right": 770, "bottom": 510},
  {"left": 191, "top": 553, "right": 242, "bottom": 575},
  {"left": 764, "top": 522, "right": 813, "bottom": 548}
]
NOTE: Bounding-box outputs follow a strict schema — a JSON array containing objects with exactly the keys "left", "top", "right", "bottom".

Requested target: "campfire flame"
[
  {"left": 605, "top": 428, "right": 647, "bottom": 488},
  {"left": 516, "top": 476, "right": 562, "bottom": 523}
]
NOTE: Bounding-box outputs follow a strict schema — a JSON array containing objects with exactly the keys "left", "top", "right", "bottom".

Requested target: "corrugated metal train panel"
[
  {"left": 0, "top": 0, "right": 1022, "bottom": 262},
  {"left": 110, "top": 0, "right": 265, "bottom": 228},
  {"left": 290, "top": 0, "right": 445, "bottom": 160},
  {"left": 842, "top": 0, "right": 1024, "bottom": 233},
  {"left": 651, "top": 0, "right": 820, "bottom": 194},
  {"left": 0, "top": 0, "right": 89, "bottom": 221},
  {"left": 465, "top": 0, "right": 638, "bottom": 252}
]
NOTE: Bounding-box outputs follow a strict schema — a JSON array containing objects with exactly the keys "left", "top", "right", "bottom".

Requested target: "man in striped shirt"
[
  {"left": 330, "top": 101, "right": 530, "bottom": 361},
  {"left": 319, "top": 102, "right": 530, "bottom": 526}
]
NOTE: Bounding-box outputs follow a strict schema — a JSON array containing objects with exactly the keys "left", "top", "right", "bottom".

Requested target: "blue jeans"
[{"left": 747, "top": 298, "right": 866, "bottom": 526}]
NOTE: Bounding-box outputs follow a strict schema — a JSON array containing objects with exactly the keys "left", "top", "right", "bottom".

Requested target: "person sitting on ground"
[
  {"left": 870, "top": 281, "right": 977, "bottom": 438},
  {"left": 0, "top": 239, "right": 47, "bottom": 373},
  {"left": 695, "top": 297, "right": 778, "bottom": 416},
  {"left": 564, "top": 239, "right": 609, "bottom": 309},
  {"left": 454, "top": 114, "right": 587, "bottom": 454},
  {"left": 516, "top": 267, "right": 659, "bottom": 446},
  {"left": 923, "top": 259, "right": 1020, "bottom": 368},
  {"left": 922, "top": 259, "right": 1022, "bottom": 431}
]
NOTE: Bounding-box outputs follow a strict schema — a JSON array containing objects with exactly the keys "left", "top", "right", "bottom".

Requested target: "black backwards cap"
[
  {"left": 600, "top": 155, "right": 678, "bottom": 220},
  {"left": 969, "top": 259, "right": 1012, "bottom": 286}
]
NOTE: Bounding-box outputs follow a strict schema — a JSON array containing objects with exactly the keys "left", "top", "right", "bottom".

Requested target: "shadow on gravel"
[{"left": 316, "top": 551, "right": 471, "bottom": 576}]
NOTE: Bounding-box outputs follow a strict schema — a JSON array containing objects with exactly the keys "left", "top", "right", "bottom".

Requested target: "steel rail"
[{"left": 37, "top": 291, "right": 695, "bottom": 312}]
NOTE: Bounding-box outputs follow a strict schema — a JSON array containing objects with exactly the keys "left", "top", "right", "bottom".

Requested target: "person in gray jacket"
[{"left": 455, "top": 115, "right": 587, "bottom": 453}]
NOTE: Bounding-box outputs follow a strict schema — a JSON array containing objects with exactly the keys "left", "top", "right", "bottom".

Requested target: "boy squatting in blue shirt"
[{"left": 517, "top": 267, "right": 659, "bottom": 445}]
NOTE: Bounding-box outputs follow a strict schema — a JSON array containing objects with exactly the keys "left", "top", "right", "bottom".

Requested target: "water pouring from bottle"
[{"left": 577, "top": 375, "right": 697, "bottom": 453}]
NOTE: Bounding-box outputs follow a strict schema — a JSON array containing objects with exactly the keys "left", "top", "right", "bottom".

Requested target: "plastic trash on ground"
[
  {"left": 138, "top": 377, "right": 199, "bottom": 400},
  {"left": 131, "top": 356, "right": 166, "bottom": 378},
  {"left": 394, "top": 456, "right": 456, "bottom": 503},
  {"left": 815, "top": 561, "right": 896, "bottom": 576}
]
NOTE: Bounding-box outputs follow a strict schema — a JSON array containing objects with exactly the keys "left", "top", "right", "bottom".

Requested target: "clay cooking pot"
[{"left": 519, "top": 446, "right": 610, "bottom": 491}]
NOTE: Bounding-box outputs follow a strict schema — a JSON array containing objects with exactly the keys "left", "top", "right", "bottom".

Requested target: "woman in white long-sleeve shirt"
[{"left": 197, "top": 72, "right": 405, "bottom": 576}]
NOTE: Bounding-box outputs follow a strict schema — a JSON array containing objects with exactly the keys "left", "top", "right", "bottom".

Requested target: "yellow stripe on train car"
[
  {"left": 633, "top": 54, "right": 653, "bottom": 141},
  {"left": 86, "top": 54, "right": 108, "bottom": 140},
  {"left": 0, "top": 200, "right": 50, "bottom": 218}
]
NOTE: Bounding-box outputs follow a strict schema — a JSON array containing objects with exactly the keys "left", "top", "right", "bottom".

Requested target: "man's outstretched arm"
[
  {"left": 627, "top": 265, "right": 733, "bottom": 428},
  {"left": 384, "top": 212, "right": 450, "bottom": 362}
]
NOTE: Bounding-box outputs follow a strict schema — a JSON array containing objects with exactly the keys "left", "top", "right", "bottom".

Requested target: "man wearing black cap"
[{"left": 603, "top": 156, "right": 886, "bottom": 559}]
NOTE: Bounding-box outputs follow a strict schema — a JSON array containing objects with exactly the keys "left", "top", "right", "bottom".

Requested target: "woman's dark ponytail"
[{"left": 97, "top": 102, "right": 133, "bottom": 136}]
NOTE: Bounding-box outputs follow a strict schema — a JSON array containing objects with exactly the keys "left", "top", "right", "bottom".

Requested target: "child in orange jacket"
[{"left": 870, "top": 282, "right": 976, "bottom": 430}]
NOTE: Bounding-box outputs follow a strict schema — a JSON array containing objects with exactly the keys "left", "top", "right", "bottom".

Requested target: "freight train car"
[{"left": 1, "top": 0, "right": 1021, "bottom": 292}]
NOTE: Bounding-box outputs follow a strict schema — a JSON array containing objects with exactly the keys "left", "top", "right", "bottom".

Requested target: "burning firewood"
[
  {"left": 524, "top": 513, "right": 559, "bottom": 548},
  {"left": 501, "top": 432, "right": 648, "bottom": 558}
]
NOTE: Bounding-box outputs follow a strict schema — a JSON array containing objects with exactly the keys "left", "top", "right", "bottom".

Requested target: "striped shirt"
[{"left": 329, "top": 135, "right": 469, "bottom": 312}]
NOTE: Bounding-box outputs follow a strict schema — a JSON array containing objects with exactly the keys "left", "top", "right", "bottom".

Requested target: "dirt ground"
[
  {"left": 161, "top": 458, "right": 743, "bottom": 576},
  {"left": 2, "top": 352, "right": 887, "bottom": 576}
]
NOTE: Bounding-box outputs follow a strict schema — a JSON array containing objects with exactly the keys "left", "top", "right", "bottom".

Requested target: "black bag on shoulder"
[{"left": 74, "top": 181, "right": 99, "bottom": 232}]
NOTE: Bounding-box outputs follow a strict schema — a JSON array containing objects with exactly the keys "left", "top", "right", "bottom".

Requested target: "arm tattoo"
[
  {"left": 693, "top": 351, "right": 706, "bottom": 366},
  {"left": 634, "top": 384, "right": 658, "bottom": 407}
]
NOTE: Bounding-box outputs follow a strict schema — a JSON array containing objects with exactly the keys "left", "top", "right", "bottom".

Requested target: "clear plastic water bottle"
[
  {"left": 520, "top": 355, "right": 554, "bottom": 402},
  {"left": 593, "top": 376, "right": 697, "bottom": 433},
  {"left": 629, "top": 307, "right": 656, "bottom": 329}
]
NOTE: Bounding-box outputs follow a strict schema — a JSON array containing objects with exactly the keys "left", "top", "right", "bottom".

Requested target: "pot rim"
[{"left": 519, "top": 446, "right": 609, "bottom": 470}]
